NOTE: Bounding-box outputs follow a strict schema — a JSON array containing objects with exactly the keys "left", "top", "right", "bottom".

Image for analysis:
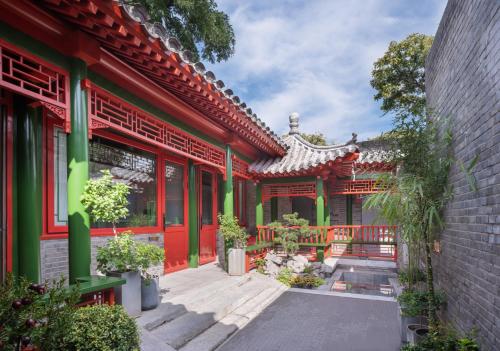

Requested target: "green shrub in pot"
[
  {"left": 218, "top": 214, "right": 249, "bottom": 276},
  {"left": 136, "top": 242, "right": 165, "bottom": 310},
  {"left": 65, "top": 304, "right": 139, "bottom": 351}
]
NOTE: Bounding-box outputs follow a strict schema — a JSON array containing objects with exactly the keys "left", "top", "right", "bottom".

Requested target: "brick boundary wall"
[{"left": 426, "top": 1, "right": 499, "bottom": 349}]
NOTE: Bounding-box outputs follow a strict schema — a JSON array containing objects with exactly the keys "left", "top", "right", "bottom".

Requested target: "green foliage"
[
  {"left": 300, "top": 132, "right": 327, "bottom": 146},
  {"left": 96, "top": 232, "right": 164, "bottom": 276},
  {"left": 81, "top": 169, "right": 130, "bottom": 236},
  {"left": 96, "top": 232, "right": 141, "bottom": 274},
  {"left": 397, "top": 290, "right": 445, "bottom": 317},
  {"left": 268, "top": 213, "right": 310, "bottom": 255},
  {"left": 0, "top": 274, "right": 80, "bottom": 350},
  {"left": 398, "top": 268, "right": 426, "bottom": 286},
  {"left": 400, "top": 330, "right": 479, "bottom": 351},
  {"left": 126, "top": 0, "right": 235, "bottom": 63},
  {"left": 291, "top": 275, "right": 325, "bottom": 289},
  {"left": 371, "top": 33, "right": 433, "bottom": 118},
  {"left": 65, "top": 304, "right": 139, "bottom": 351},
  {"left": 276, "top": 268, "right": 295, "bottom": 287},
  {"left": 136, "top": 241, "right": 165, "bottom": 280},
  {"left": 254, "top": 258, "right": 266, "bottom": 274},
  {"left": 302, "top": 265, "right": 314, "bottom": 274},
  {"left": 217, "top": 213, "right": 249, "bottom": 249}
]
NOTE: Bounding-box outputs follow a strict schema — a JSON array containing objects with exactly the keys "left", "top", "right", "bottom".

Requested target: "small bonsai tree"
[
  {"left": 268, "top": 213, "right": 310, "bottom": 256},
  {"left": 81, "top": 169, "right": 130, "bottom": 236},
  {"left": 217, "top": 213, "right": 249, "bottom": 249}
]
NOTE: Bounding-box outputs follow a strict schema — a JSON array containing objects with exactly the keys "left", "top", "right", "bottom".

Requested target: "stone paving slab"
[{"left": 217, "top": 290, "right": 401, "bottom": 351}]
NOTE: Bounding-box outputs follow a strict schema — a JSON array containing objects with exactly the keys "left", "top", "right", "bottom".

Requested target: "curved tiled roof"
[
  {"left": 249, "top": 113, "right": 358, "bottom": 176},
  {"left": 118, "top": 2, "right": 287, "bottom": 150},
  {"left": 356, "top": 139, "right": 393, "bottom": 165}
]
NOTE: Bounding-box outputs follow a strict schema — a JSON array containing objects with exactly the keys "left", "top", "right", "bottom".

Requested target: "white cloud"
[{"left": 209, "top": 0, "right": 447, "bottom": 142}]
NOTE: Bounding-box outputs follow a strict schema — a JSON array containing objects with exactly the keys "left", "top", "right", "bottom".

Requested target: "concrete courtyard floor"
[{"left": 217, "top": 288, "right": 401, "bottom": 351}]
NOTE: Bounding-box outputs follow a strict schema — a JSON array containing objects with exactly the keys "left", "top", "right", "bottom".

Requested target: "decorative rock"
[
  {"left": 292, "top": 255, "right": 308, "bottom": 265},
  {"left": 265, "top": 260, "right": 280, "bottom": 277},
  {"left": 286, "top": 260, "right": 305, "bottom": 274},
  {"left": 265, "top": 252, "right": 283, "bottom": 265}
]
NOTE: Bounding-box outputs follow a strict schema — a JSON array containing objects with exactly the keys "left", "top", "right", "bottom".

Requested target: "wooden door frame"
[
  {"left": 197, "top": 166, "right": 218, "bottom": 264},
  {"left": 161, "top": 153, "right": 189, "bottom": 273}
]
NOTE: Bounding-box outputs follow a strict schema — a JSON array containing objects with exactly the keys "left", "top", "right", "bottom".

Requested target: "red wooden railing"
[{"left": 254, "top": 225, "right": 398, "bottom": 261}]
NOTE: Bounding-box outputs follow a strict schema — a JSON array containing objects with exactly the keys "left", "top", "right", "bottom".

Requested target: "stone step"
[
  {"left": 138, "top": 275, "right": 252, "bottom": 331},
  {"left": 151, "top": 280, "right": 268, "bottom": 349},
  {"left": 140, "top": 328, "right": 176, "bottom": 351},
  {"left": 179, "top": 283, "right": 287, "bottom": 351}
]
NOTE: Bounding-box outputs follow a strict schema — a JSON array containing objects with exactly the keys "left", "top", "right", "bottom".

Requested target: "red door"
[
  {"left": 163, "top": 157, "right": 189, "bottom": 273},
  {"left": 198, "top": 168, "right": 217, "bottom": 265}
]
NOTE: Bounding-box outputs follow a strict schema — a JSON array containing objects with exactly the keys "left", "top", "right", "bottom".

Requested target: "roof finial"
[{"left": 289, "top": 112, "right": 299, "bottom": 134}]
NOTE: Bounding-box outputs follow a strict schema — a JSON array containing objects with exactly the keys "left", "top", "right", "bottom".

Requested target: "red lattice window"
[
  {"left": 0, "top": 40, "right": 69, "bottom": 122},
  {"left": 331, "top": 179, "right": 386, "bottom": 195},
  {"left": 232, "top": 156, "right": 251, "bottom": 179},
  {"left": 262, "top": 182, "right": 316, "bottom": 202},
  {"left": 88, "top": 84, "right": 226, "bottom": 171}
]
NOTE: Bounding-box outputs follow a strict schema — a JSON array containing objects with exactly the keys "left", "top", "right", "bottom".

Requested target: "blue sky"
[{"left": 207, "top": 0, "right": 447, "bottom": 143}]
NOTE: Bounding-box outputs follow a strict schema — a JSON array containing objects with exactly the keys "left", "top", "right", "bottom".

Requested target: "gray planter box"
[
  {"left": 228, "top": 248, "right": 246, "bottom": 276},
  {"left": 141, "top": 276, "right": 160, "bottom": 311},
  {"left": 109, "top": 271, "right": 141, "bottom": 317}
]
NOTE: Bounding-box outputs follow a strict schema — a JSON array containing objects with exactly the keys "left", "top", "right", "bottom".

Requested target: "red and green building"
[{"left": 0, "top": 0, "right": 394, "bottom": 288}]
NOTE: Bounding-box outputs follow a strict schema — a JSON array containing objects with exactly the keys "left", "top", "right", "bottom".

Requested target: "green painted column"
[
  {"left": 188, "top": 160, "right": 199, "bottom": 267},
  {"left": 270, "top": 197, "right": 278, "bottom": 222},
  {"left": 324, "top": 195, "right": 331, "bottom": 226},
  {"left": 17, "top": 101, "right": 42, "bottom": 282},
  {"left": 67, "top": 59, "right": 91, "bottom": 283},
  {"left": 255, "top": 183, "right": 263, "bottom": 227},
  {"left": 316, "top": 177, "right": 324, "bottom": 226},
  {"left": 223, "top": 145, "right": 233, "bottom": 216}
]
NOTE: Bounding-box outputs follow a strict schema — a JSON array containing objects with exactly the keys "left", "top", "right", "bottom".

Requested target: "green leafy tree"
[
  {"left": 364, "top": 117, "right": 453, "bottom": 332},
  {"left": 371, "top": 33, "right": 433, "bottom": 118},
  {"left": 268, "top": 213, "right": 310, "bottom": 255},
  {"left": 300, "top": 132, "right": 327, "bottom": 146},
  {"left": 81, "top": 170, "right": 130, "bottom": 236},
  {"left": 127, "top": 0, "right": 235, "bottom": 63}
]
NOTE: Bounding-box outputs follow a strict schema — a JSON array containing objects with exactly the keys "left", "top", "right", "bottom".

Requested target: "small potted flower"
[
  {"left": 136, "top": 242, "right": 165, "bottom": 310},
  {"left": 218, "top": 214, "right": 249, "bottom": 276}
]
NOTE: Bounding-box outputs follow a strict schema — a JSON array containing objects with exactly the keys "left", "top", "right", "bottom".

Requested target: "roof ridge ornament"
[{"left": 289, "top": 112, "right": 300, "bottom": 134}]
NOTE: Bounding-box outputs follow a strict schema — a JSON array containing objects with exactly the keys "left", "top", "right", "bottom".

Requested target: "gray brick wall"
[
  {"left": 426, "top": 1, "right": 499, "bottom": 349},
  {"left": 40, "top": 233, "right": 164, "bottom": 283},
  {"left": 331, "top": 195, "right": 346, "bottom": 225}
]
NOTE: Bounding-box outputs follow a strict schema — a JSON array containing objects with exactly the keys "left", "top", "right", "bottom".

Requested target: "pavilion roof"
[
  {"left": 249, "top": 113, "right": 358, "bottom": 177},
  {"left": 39, "top": 0, "right": 286, "bottom": 156}
]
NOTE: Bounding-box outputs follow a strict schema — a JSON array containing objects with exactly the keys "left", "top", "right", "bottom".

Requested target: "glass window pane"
[
  {"left": 202, "top": 171, "right": 213, "bottom": 225},
  {"left": 89, "top": 136, "right": 157, "bottom": 228},
  {"left": 53, "top": 127, "right": 68, "bottom": 226},
  {"left": 165, "top": 163, "right": 184, "bottom": 226}
]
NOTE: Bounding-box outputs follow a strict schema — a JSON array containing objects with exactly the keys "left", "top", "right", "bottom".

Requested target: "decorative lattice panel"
[
  {"left": 331, "top": 179, "right": 386, "bottom": 195},
  {"left": 262, "top": 182, "right": 316, "bottom": 201},
  {"left": 232, "top": 155, "right": 251, "bottom": 179},
  {"left": 88, "top": 85, "right": 226, "bottom": 170},
  {"left": 0, "top": 40, "right": 69, "bottom": 121}
]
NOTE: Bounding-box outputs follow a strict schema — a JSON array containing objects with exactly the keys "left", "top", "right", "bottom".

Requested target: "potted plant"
[
  {"left": 136, "top": 242, "right": 165, "bottom": 311},
  {"left": 95, "top": 233, "right": 142, "bottom": 317},
  {"left": 218, "top": 214, "right": 249, "bottom": 276}
]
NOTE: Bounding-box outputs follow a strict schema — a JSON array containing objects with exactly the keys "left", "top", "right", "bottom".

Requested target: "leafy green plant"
[
  {"left": 217, "top": 213, "right": 249, "bottom": 249},
  {"left": 136, "top": 242, "right": 164, "bottom": 281},
  {"left": 81, "top": 169, "right": 130, "bottom": 236},
  {"left": 400, "top": 330, "right": 479, "bottom": 351},
  {"left": 302, "top": 265, "right": 314, "bottom": 274},
  {"left": 96, "top": 232, "right": 141, "bottom": 274},
  {"left": 254, "top": 258, "right": 266, "bottom": 274},
  {"left": 276, "top": 268, "right": 295, "bottom": 287},
  {"left": 398, "top": 268, "right": 426, "bottom": 287},
  {"left": 0, "top": 274, "right": 80, "bottom": 350},
  {"left": 291, "top": 275, "right": 325, "bottom": 289},
  {"left": 65, "top": 304, "right": 139, "bottom": 351},
  {"left": 397, "top": 290, "right": 445, "bottom": 317},
  {"left": 268, "top": 213, "right": 311, "bottom": 255}
]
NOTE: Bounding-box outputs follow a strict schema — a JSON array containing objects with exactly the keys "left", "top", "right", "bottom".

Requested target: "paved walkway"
[{"left": 217, "top": 289, "right": 401, "bottom": 351}]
